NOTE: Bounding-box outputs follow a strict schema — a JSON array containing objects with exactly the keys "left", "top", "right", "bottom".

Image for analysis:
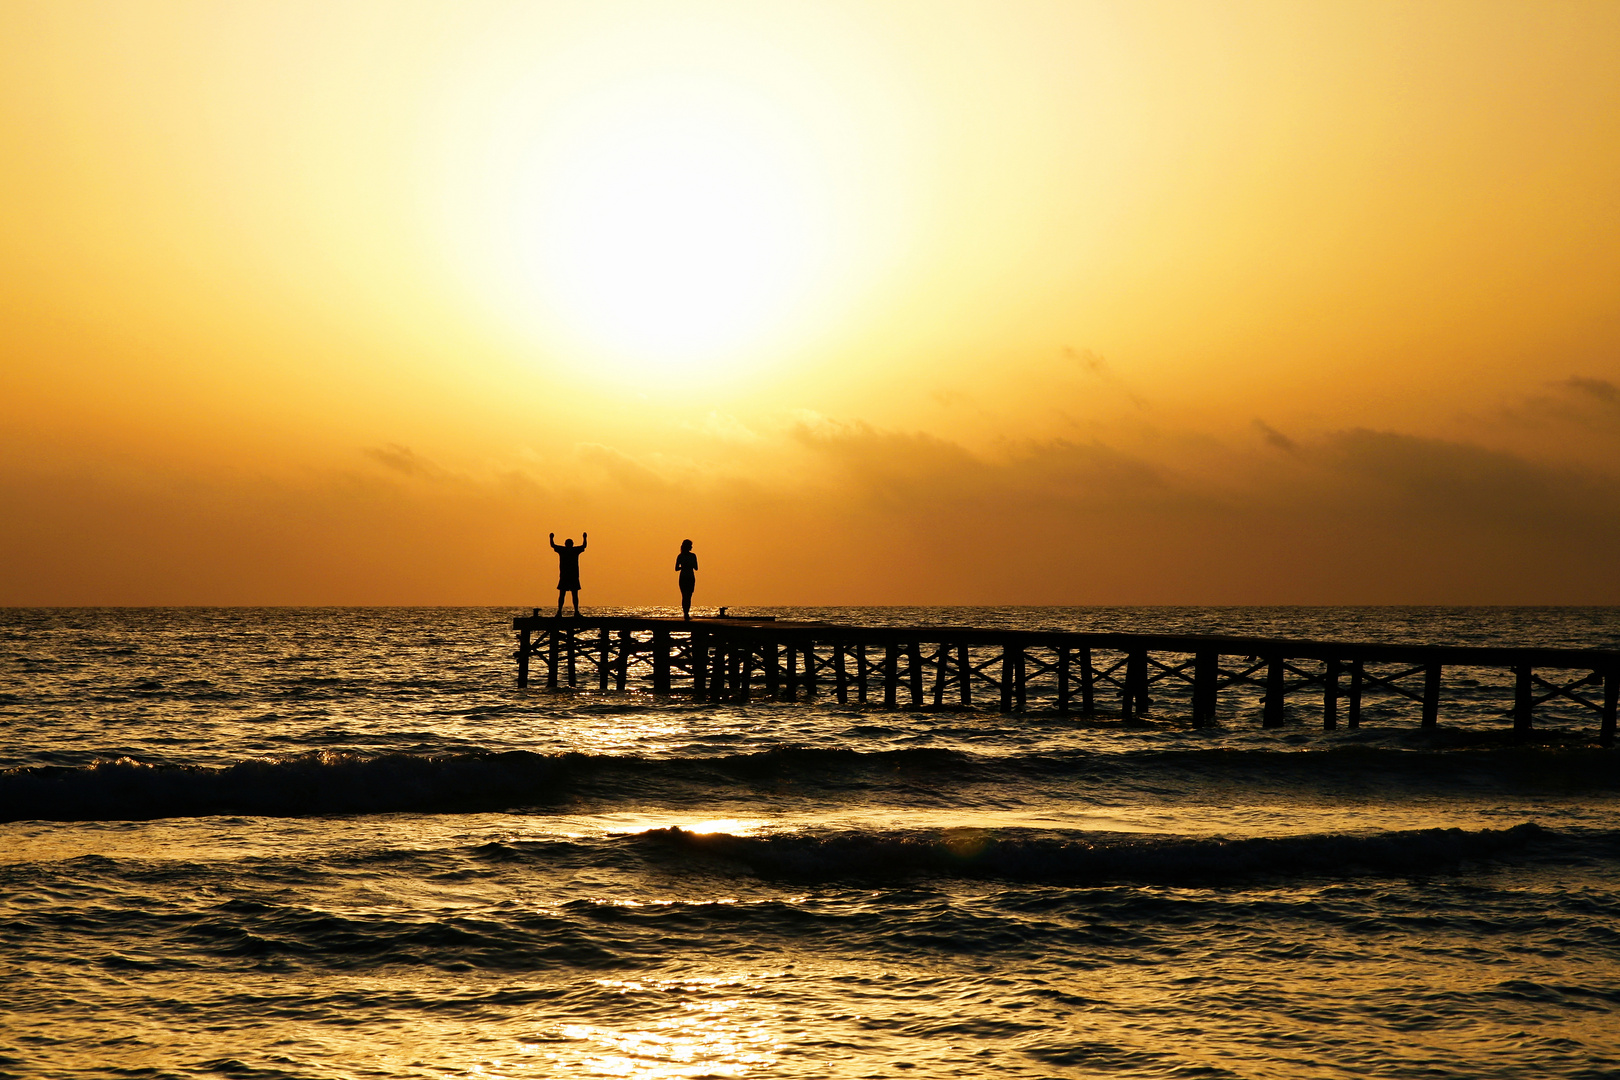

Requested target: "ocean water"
[{"left": 3, "top": 606, "right": 1619, "bottom": 1079}]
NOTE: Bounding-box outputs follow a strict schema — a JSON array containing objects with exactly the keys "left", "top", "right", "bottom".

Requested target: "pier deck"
[{"left": 511, "top": 614, "right": 1620, "bottom": 744}]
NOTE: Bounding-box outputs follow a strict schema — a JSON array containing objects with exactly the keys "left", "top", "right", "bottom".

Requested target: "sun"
[
  {"left": 525, "top": 81, "right": 828, "bottom": 371},
  {"left": 437, "top": 18, "right": 917, "bottom": 391},
  {"left": 496, "top": 76, "right": 834, "bottom": 382}
]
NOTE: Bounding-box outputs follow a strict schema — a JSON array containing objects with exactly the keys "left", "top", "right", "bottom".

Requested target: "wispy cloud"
[
  {"left": 1253, "top": 420, "right": 1298, "bottom": 453},
  {"left": 363, "top": 444, "right": 443, "bottom": 479}
]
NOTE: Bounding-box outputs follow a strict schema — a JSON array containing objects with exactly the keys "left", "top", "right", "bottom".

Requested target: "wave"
[
  {"left": 14, "top": 826, "right": 1613, "bottom": 973},
  {"left": 1, "top": 746, "right": 973, "bottom": 822},
  {"left": 3, "top": 744, "right": 1616, "bottom": 822},
  {"left": 618, "top": 821, "right": 1616, "bottom": 886}
]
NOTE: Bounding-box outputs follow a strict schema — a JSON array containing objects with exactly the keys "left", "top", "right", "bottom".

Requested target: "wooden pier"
[{"left": 511, "top": 614, "right": 1620, "bottom": 745}]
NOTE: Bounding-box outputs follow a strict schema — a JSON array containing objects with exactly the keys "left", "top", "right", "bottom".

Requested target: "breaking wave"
[{"left": 4, "top": 743, "right": 1616, "bottom": 822}]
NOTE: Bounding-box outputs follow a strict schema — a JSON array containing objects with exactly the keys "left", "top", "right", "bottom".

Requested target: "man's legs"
[
  {"left": 556, "top": 589, "right": 566, "bottom": 617},
  {"left": 570, "top": 589, "right": 581, "bottom": 616}
]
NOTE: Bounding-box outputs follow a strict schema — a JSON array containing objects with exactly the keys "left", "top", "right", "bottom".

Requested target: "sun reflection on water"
[
  {"left": 600, "top": 816, "right": 774, "bottom": 837},
  {"left": 541, "top": 975, "right": 784, "bottom": 1078},
  {"left": 557, "top": 713, "right": 695, "bottom": 755}
]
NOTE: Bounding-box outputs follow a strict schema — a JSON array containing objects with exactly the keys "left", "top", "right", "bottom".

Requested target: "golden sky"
[{"left": 4, "top": 1, "right": 1618, "bottom": 605}]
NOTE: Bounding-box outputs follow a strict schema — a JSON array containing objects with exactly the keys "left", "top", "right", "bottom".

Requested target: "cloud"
[
  {"left": 1253, "top": 419, "right": 1298, "bottom": 453},
  {"left": 363, "top": 443, "right": 441, "bottom": 479},
  {"left": 771, "top": 415, "right": 1620, "bottom": 598},
  {"left": 572, "top": 442, "right": 671, "bottom": 494},
  {"left": 683, "top": 411, "right": 762, "bottom": 443},
  {"left": 1488, "top": 373, "right": 1620, "bottom": 436},
  {"left": 1560, "top": 375, "right": 1619, "bottom": 406},
  {"left": 1060, "top": 345, "right": 1145, "bottom": 409},
  {"left": 7, "top": 410, "right": 1620, "bottom": 605},
  {"left": 785, "top": 417, "right": 1175, "bottom": 507},
  {"left": 1014, "top": 437, "right": 1172, "bottom": 501},
  {"left": 1310, "top": 427, "right": 1620, "bottom": 539},
  {"left": 1063, "top": 345, "right": 1109, "bottom": 376}
]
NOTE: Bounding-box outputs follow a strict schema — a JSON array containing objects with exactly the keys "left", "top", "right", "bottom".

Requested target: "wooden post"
[
  {"left": 1126, "top": 648, "right": 1148, "bottom": 721},
  {"left": 1079, "top": 647, "right": 1094, "bottom": 716},
  {"left": 765, "top": 639, "right": 781, "bottom": 700},
  {"left": 883, "top": 642, "right": 899, "bottom": 709},
  {"left": 615, "top": 629, "right": 631, "bottom": 692},
  {"left": 856, "top": 643, "right": 868, "bottom": 704},
  {"left": 1119, "top": 656, "right": 1133, "bottom": 722},
  {"left": 597, "top": 627, "right": 611, "bottom": 691},
  {"left": 1014, "top": 646, "right": 1027, "bottom": 711},
  {"left": 1421, "top": 661, "right": 1440, "bottom": 729},
  {"left": 999, "top": 645, "right": 1015, "bottom": 713},
  {"left": 652, "top": 628, "right": 670, "bottom": 695},
  {"left": 692, "top": 632, "right": 709, "bottom": 700},
  {"left": 735, "top": 644, "right": 752, "bottom": 703},
  {"left": 1262, "top": 655, "right": 1285, "bottom": 728},
  {"left": 957, "top": 643, "right": 972, "bottom": 707},
  {"left": 1193, "top": 650, "right": 1218, "bottom": 726},
  {"left": 516, "top": 628, "right": 531, "bottom": 688},
  {"left": 1347, "top": 658, "right": 1362, "bottom": 728},
  {"left": 932, "top": 644, "right": 949, "bottom": 707},
  {"left": 1056, "top": 647, "right": 1072, "bottom": 714},
  {"left": 908, "top": 641, "right": 924, "bottom": 707},
  {"left": 566, "top": 626, "right": 577, "bottom": 687},
  {"left": 1602, "top": 665, "right": 1617, "bottom": 748},
  {"left": 547, "top": 626, "right": 559, "bottom": 689},
  {"left": 833, "top": 642, "right": 848, "bottom": 704},
  {"left": 802, "top": 642, "right": 818, "bottom": 700},
  {"left": 1514, "top": 664, "right": 1533, "bottom": 734},
  {"left": 784, "top": 641, "right": 799, "bottom": 702},
  {"left": 711, "top": 638, "right": 729, "bottom": 701},
  {"left": 1323, "top": 658, "right": 1340, "bottom": 731}
]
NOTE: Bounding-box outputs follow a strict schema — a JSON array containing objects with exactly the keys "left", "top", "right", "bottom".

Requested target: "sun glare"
[
  {"left": 437, "top": 16, "right": 917, "bottom": 392},
  {"left": 518, "top": 80, "right": 831, "bottom": 375}
]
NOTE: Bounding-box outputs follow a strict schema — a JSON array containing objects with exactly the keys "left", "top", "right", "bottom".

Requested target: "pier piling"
[
  {"left": 1323, "top": 658, "right": 1341, "bottom": 731},
  {"left": 1263, "top": 656, "right": 1286, "bottom": 728},
  {"left": 1422, "top": 662, "right": 1441, "bottom": 729},
  {"left": 1515, "top": 665, "right": 1534, "bottom": 734},
  {"left": 515, "top": 627, "right": 531, "bottom": 688},
  {"left": 1603, "top": 666, "right": 1618, "bottom": 747}
]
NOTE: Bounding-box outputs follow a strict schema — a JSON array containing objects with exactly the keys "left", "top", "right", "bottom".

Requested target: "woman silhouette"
[{"left": 674, "top": 539, "right": 698, "bottom": 620}]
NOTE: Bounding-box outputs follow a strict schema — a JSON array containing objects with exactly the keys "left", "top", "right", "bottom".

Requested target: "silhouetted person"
[
  {"left": 550, "top": 531, "right": 587, "bottom": 616},
  {"left": 675, "top": 539, "right": 698, "bottom": 620}
]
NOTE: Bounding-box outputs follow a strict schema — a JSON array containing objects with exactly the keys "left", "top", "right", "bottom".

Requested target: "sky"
[{"left": 3, "top": 0, "right": 1619, "bottom": 607}]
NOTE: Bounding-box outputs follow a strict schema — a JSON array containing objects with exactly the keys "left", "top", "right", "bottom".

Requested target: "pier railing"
[{"left": 511, "top": 614, "right": 1620, "bottom": 744}]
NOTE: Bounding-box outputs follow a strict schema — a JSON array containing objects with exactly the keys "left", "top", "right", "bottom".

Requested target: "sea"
[{"left": 3, "top": 606, "right": 1619, "bottom": 1080}]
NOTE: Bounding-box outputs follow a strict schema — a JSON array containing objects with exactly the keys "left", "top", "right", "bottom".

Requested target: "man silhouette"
[{"left": 550, "top": 532, "right": 587, "bottom": 616}]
